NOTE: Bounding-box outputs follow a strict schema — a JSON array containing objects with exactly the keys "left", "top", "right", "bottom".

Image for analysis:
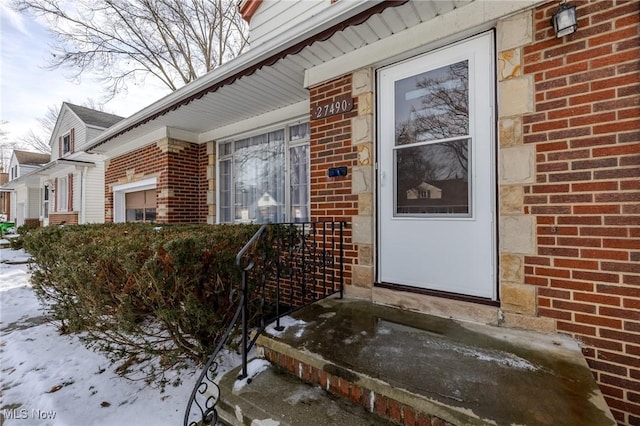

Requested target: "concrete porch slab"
[{"left": 252, "top": 298, "right": 615, "bottom": 426}]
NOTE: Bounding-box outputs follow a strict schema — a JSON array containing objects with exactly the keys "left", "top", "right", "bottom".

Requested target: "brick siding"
[
  {"left": 523, "top": 2, "right": 639, "bottom": 424},
  {"left": 49, "top": 213, "right": 78, "bottom": 226},
  {"left": 105, "top": 139, "right": 207, "bottom": 223},
  {"left": 309, "top": 74, "right": 359, "bottom": 288},
  {"left": 263, "top": 347, "right": 455, "bottom": 426}
]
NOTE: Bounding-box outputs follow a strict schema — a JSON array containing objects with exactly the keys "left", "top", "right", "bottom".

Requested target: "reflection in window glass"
[
  {"left": 394, "top": 60, "right": 471, "bottom": 217},
  {"left": 219, "top": 159, "right": 232, "bottom": 223},
  {"left": 234, "top": 130, "right": 285, "bottom": 223},
  {"left": 395, "top": 60, "right": 469, "bottom": 145},
  {"left": 290, "top": 122, "right": 310, "bottom": 141},
  {"left": 219, "top": 123, "right": 310, "bottom": 224},
  {"left": 145, "top": 208, "right": 156, "bottom": 222},
  {"left": 396, "top": 140, "right": 470, "bottom": 215},
  {"left": 290, "top": 144, "right": 309, "bottom": 222}
]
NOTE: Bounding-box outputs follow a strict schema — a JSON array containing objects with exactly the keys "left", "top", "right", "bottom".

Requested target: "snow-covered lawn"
[{"left": 0, "top": 245, "right": 240, "bottom": 426}]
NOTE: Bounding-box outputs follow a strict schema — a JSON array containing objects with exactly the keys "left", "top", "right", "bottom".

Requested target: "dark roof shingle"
[
  {"left": 65, "top": 102, "right": 124, "bottom": 129},
  {"left": 14, "top": 150, "right": 51, "bottom": 166}
]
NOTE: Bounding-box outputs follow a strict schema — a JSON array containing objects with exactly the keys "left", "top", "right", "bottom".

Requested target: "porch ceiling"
[{"left": 88, "top": 0, "right": 469, "bottom": 152}]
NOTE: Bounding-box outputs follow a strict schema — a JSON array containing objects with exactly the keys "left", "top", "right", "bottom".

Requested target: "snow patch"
[
  {"left": 251, "top": 418, "right": 280, "bottom": 426},
  {"left": 451, "top": 346, "right": 538, "bottom": 371},
  {"left": 284, "top": 386, "right": 322, "bottom": 405},
  {"left": 264, "top": 316, "right": 307, "bottom": 338},
  {"left": 232, "top": 359, "right": 270, "bottom": 393}
]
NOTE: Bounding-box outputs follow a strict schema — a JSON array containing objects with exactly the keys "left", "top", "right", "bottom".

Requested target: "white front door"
[{"left": 378, "top": 33, "right": 496, "bottom": 299}]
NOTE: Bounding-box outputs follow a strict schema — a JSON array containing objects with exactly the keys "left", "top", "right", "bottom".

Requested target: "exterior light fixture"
[{"left": 551, "top": 2, "right": 578, "bottom": 38}]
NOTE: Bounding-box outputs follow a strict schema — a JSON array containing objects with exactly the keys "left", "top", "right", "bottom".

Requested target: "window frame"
[
  {"left": 112, "top": 177, "right": 157, "bottom": 223},
  {"left": 217, "top": 120, "right": 310, "bottom": 224},
  {"left": 62, "top": 133, "right": 72, "bottom": 155},
  {"left": 42, "top": 185, "right": 49, "bottom": 219},
  {"left": 57, "top": 176, "right": 68, "bottom": 212}
]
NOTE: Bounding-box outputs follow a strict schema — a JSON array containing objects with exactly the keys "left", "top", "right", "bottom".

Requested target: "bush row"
[{"left": 23, "top": 223, "right": 260, "bottom": 386}]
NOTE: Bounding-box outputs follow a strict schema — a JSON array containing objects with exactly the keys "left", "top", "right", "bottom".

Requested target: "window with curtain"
[
  {"left": 125, "top": 189, "right": 157, "bottom": 222},
  {"left": 219, "top": 122, "right": 310, "bottom": 224}
]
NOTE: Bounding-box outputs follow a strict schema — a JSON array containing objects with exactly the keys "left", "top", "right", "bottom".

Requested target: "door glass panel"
[
  {"left": 396, "top": 140, "right": 470, "bottom": 215},
  {"left": 395, "top": 60, "right": 469, "bottom": 144},
  {"left": 394, "top": 60, "right": 470, "bottom": 217}
]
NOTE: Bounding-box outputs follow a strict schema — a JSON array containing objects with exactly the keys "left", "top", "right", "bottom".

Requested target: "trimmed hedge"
[{"left": 23, "top": 223, "right": 260, "bottom": 386}]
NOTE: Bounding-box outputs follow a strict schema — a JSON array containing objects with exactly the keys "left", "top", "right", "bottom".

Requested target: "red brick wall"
[
  {"left": 105, "top": 140, "right": 206, "bottom": 223},
  {"left": 309, "top": 74, "right": 359, "bottom": 287},
  {"left": 165, "top": 141, "right": 206, "bottom": 223},
  {"left": 49, "top": 213, "right": 78, "bottom": 226},
  {"left": 522, "top": 1, "right": 639, "bottom": 424}
]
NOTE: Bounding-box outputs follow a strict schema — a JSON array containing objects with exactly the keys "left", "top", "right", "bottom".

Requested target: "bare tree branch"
[{"left": 12, "top": 0, "right": 249, "bottom": 100}]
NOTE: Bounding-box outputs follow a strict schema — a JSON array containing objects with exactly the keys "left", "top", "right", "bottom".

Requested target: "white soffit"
[
  {"left": 92, "top": 0, "right": 535, "bottom": 151},
  {"left": 305, "top": 0, "right": 544, "bottom": 88}
]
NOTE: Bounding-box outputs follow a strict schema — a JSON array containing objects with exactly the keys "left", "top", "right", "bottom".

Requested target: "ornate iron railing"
[{"left": 184, "top": 221, "right": 346, "bottom": 425}]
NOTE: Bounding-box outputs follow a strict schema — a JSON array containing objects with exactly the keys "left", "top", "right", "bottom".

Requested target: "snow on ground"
[{"left": 0, "top": 247, "right": 241, "bottom": 426}]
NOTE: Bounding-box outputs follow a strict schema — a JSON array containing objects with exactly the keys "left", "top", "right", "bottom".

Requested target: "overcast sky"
[{"left": 0, "top": 4, "right": 169, "bottom": 154}]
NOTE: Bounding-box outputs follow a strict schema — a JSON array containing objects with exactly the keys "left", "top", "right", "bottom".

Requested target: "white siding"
[
  {"left": 82, "top": 163, "right": 105, "bottom": 223},
  {"left": 27, "top": 187, "right": 41, "bottom": 219},
  {"left": 8, "top": 155, "right": 19, "bottom": 180},
  {"left": 14, "top": 187, "right": 28, "bottom": 226},
  {"left": 248, "top": 0, "right": 332, "bottom": 48},
  {"left": 51, "top": 108, "right": 86, "bottom": 160},
  {"left": 83, "top": 127, "right": 106, "bottom": 150},
  {"left": 18, "top": 164, "right": 40, "bottom": 178}
]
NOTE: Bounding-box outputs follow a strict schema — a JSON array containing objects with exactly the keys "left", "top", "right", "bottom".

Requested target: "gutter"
[{"left": 85, "top": 0, "right": 408, "bottom": 152}]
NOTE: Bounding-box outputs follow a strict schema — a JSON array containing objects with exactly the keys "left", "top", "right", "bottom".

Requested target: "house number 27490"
[{"left": 312, "top": 95, "right": 354, "bottom": 119}]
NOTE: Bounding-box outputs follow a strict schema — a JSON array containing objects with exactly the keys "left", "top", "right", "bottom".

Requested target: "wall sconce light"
[{"left": 551, "top": 2, "right": 578, "bottom": 38}]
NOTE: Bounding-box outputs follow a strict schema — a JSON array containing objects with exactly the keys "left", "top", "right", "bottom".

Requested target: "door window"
[{"left": 394, "top": 60, "right": 471, "bottom": 217}]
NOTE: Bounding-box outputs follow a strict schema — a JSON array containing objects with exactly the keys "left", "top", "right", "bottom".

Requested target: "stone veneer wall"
[
  {"left": 105, "top": 139, "right": 206, "bottom": 223},
  {"left": 205, "top": 141, "right": 216, "bottom": 224},
  {"left": 502, "top": 1, "right": 639, "bottom": 424}
]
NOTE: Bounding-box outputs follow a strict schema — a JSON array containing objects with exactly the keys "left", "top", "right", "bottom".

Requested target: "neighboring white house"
[
  {"left": 5, "top": 150, "right": 51, "bottom": 227},
  {"left": 1, "top": 103, "right": 123, "bottom": 226}
]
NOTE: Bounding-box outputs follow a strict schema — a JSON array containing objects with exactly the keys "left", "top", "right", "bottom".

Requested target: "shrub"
[
  {"left": 23, "top": 223, "right": 261, "bottom": 387},
  {"left": 8, "top": 223, "right": 39, "bottom": 250}
]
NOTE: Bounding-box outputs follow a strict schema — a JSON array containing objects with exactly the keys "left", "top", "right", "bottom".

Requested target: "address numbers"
[{"left": 312, "top": 95, "right": 354, "bottom": 120}]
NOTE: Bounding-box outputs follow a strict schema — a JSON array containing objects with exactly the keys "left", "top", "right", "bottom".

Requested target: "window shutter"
[
  {"left": 70, "top": 128, "right": 75, "bottom": 153},
  {"left": 58, "top": 137, "right": 62, "bottom": 158},
  {"left": 68, "top": 174, "right": 74, "bottom": 211}
]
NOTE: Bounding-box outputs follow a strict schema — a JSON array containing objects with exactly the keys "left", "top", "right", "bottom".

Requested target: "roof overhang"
[
  {"left": 0, "top": 159, "right": 96, "bottom": 189},
  {"left": 86, "top": 0, "right": 544, "bottom": 155},
  {"left": 86, "top": 0, "right": 408, "bottom": 153}
]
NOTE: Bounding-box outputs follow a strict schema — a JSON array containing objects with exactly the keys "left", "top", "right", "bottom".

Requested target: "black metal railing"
[{"left": 184, "top": 221, "right": 346, "bottom": 426}]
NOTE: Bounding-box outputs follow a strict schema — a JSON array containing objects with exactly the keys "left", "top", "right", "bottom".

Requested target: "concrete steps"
[
  {"left": 217, "top": 361, "right": 394, "bottom": 426},
  {"left": 218, "top": 298, "right": 616, "bottom": 426}
]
